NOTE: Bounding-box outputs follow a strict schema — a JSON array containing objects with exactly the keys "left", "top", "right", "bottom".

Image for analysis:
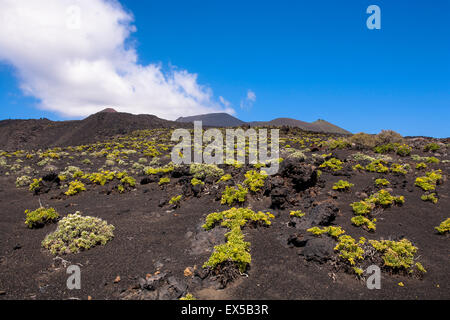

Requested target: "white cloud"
[
  {"left": 240, "top": 89, "right": 256, "bottom": 110},
  {"left": 219, "top": 96, "right": 231, "bottom": 108},
  {"left": 0, "top": 0, "right": 234, "bottom": 119}
]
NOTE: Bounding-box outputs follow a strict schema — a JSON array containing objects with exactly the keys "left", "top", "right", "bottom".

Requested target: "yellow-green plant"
[
  {"left": 191, "top": 177, "right": 204, "bottom": 186},
  {"left": 202, "top": 207, "right": 274, "bottom": 272},
  {"left": 243, "top": 170, "right": 267, "bottom": 192},
  {"left": 65, "top": 180, "right": 86, "bottom": 196},
  {"left": 416, "top": 169, "right": 442, "bottom": 191},
  {"left": 319, "top": 158, "right": 343, "bottom": 171},
  {"left": 221, "top": 185, "right": 248, "bottom": 206},
  {"left": 375, "top": 178, "right": 390, "bottom": 187},
  {"left": 334, "top": 235, "right": 366, "bottom": 266},
  {"left": 158, "top": 177, "right": 170, "bottom": 185},
  {"left": 351, "top": 216, "right": 376, "bottom": 231},
  {"left": 169, "top": 195, "right": 182, "bottom": 205},
  {"left": 332, "top": 180, "right": 354, "bottom": 191},
  {"left": 290, "top": 210, "right": 305, "bottom": 218},
  {"left": 29, "top": 178, "right": 42, "bottom": 192},
  {"left": 421, "top": 193, "right": 438, "bottom": 204},
  {"left": 435, "top": 218, "right": 450, "bottom": 234},
  {"left": 369, "top": 239, "right": 418, "bottom": 271},
  {"left": 217, "top": 174, "right": 232, "bottom": 183},
  {"left": 25, "top": 207, "right": 59, "bottom": 228}
]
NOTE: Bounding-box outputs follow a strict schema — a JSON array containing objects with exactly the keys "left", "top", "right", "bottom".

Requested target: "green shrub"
[
  {"left": 221, "top": 185, "right": 248, "bottom": 206},
  {"left": 217, "top": 174, "right": 232, "bottom": 183},
  {"left": 350, "top": 201, "right": 374, "bottom": 215},
  {"left": 202, "top": 207, "right": 274, "bottom": 272},
  {"left": 375, "top": 178, "right": 390, "bottom": 187},
  {"left": 415, "top": 170, "right": 442, "bottom": 191},
  {"left": 332, "top": 180, "right": 354, "bottom": 191},
  {"left": 334, "top": 235, "right": 366, "bottom": 266},
  {"left": 325, "top": 138, "right": 350, "bottom": 150},
  {"left": 158, "top": 177, "right": 170, "bottom": 185},
  {"left": 169, "top": 195, "right": 182, "bottom": 205},
  {"left": 426, "top": 156, "right": 440, "bottom": 164},
  {"left": 416, "top": 162, "right": 427, "bottom": 170},
  {"left": 374, "top": 143, "right": 396, "bottom": 154},
  {"left": 365, "top": 160, "right": 389, "bottom": 173},
  {"left": 319, "top": 158, "right": 343, "bottom": 171},
  {"left": 390, "top": 163, "right": 409, "bottom": 175},
  {"left": 351, "top": 216, "right": 376, "bottom": 231},
  {"left": 290, "top": 210, "right": 305, "bottom": 218},
  {"left": 307, "top": 226, "right": 346, "bottom": 239},
  {"left": 25, "top": 207, "right": 59, "bottom": 228},
  {"left": 29, "top": 178, "right": 42, "bottom": 191},
  {"left": 435, "top": 218, "right": 450, "bottom": 234},
  {"left": 369, "top": 239, "right": 418, "bottom": 270},
  {"left": 191, "top": 177, "right": 204, "bottom": 186},
  {"left": 395, "top": 144, "right": 412, "bottom": 157},
  {"left": 42, "top": 212, "right": 115, "bottom": 255},
  {"left": 424, "top": 143, "right": 440, "bottom": 152},
  {"left": 421, "top": 193, "right": 438, "bottom": 204},
  {"left": 144, "top": 164, "right": 174, "bottom": 175},
  {"left": 243, "top": 170, "right": 267, "bottom": 192},
  {"left": 65, "top": 180, "right": 86, "bottom": 196}
]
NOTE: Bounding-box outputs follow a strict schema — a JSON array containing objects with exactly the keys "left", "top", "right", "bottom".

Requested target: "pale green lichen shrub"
[
  {"left": 190, "top": 163, "right": 224, "bottom": 179},
  {"left": 42, "top": 212, "right": 115, "bottom": 255},
  {"left": 16, "top": 175, "right": 32, "bottom": 188}
]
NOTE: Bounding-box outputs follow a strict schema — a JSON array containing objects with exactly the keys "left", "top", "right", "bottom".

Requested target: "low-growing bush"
[
  {"left": 375, "top": 178, "right": 390, "bottom": 187},
  {"left": 169, "top": 195, "right": 182, "bottom": 205},
  {"left": 421, "top": 193, "right": 438, "bottom": 204},
  {"left": 435, "top": 218, "right": 450, "bottom": 234},
  {"left": 65, "top": 180, "right": 86, "bottom": 196},
  {"left": 190, "top": 163, "right": 224, "bottom": 179},
  {"left": 319, "top": 158, "right": 343, "bottom": 171},
  {"left": 332, "top": 180, "right": 354, "bottom": 191},
  {"left": 42, "top": 212, "right": 114, "bottom": 255},
  {"left": 369, "top": 239, "right": 417, "bottom": 271},
  {"left": 221, "top": 185, "right": 248, "bottom": 206},
  {"left": 415, "top": 170, "right": 442, "bottom": 191},
  {"left": 29, "top": 178, "right": 42, "bottom": 192},
  {"left": 191, "top": 178, "right": 204, "bottom": 186},
  {"left": 25, "top": 207, "right": 59, "bottom": 228},
  {"left": 424, "top": 143, "right": 440, "bottom": 152},
  {"left": 290, "top": 210, "right": 305, "bottom": 218},
  {"left": 158, "top": 177, "right": 170, "bottom": 185},
  {"left": 16, "top": 175, "right": 32, "bottom": 188},
  {"left": 243, "top": 170, "right": 267, "bottom": 192},
  {"left": 202, "top": 207, "right": 274, "bottom": 272},
  {"left": 351, "top": 216, "right": 376, "bottom": 231},
  {"left": 217, "top": 174, "right": 232, "bottom": 183}
]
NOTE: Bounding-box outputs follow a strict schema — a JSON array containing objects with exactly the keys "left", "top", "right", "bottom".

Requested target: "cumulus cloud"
[
  {"left": 0, "top": 0, "right": 234, "bottom": 119},
  {"left": 240, "top": 89, "right": 256, "bottom": 110}
]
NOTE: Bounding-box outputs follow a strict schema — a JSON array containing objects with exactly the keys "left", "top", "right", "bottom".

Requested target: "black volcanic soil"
[{"left": 0, "top": 129, "right": 448, "bottom": 300}]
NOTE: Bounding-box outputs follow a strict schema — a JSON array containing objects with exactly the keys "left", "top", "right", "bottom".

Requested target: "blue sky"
[{"left": 0, "top": 0, "right": 449, "bottom": 137}]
